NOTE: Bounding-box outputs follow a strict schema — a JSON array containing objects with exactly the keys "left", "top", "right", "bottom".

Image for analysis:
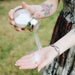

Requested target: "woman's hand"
[
  {"left": 15, "top": 46, "right": 57, "bottom": 72},
  {"left": 8, "top": 0, "right": 58, "bottom": 31},
  {"left": 8, "top": 2, "right": 42, "bottom": 31}
]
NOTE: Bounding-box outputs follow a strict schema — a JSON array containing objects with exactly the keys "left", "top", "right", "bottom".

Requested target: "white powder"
[
  {"left": 33, "top": 54, "right": 40, "bottom": 62},
  {"left": 34, "top": 32, "right": 42, "bottom": 49},
  {"left": 15, "top": 14, "right": 32, "bottom": 28}
]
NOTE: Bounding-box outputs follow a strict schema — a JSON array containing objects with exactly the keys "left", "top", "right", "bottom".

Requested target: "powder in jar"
[{"left": 15, "top": 13, "right": 32, "bottom": 28}]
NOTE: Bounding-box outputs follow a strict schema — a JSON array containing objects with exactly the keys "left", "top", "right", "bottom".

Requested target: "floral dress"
[{"left": 41, "top": 0, "right": 75, "bottom": 75}]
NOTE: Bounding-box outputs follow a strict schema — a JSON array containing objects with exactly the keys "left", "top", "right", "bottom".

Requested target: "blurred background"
[{"left": 0, "top": 0, "right": 63, "bottom": 75}]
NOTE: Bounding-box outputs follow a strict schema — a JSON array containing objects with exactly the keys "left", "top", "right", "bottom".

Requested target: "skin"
[
  {"left": 15, "top": 46, "right": 58, "bottom": 71},
  {"left": 8, "top": 0, "right": 75, "bottom": 72},
  {"left": 15, "top": 29, "right": 75, "bottom": 72},
  {"left": 40, "top": 3, "right": 53, "bottom": 16},
  {"left": 54, "top": 29, "right": 75, "bottom": 55},
  {"left": 8, "top": 0, "right": 59, "bottom": 31}
]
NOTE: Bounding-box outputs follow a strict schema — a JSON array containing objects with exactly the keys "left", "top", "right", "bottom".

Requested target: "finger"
[
  {"left": 14, "top": 6, "right": 22, "bottom": 11},
  {"left": 8, "top": 9, "right": 15, "bottom": 20},
  {"left": 15, "top": 26, "right": 22, "bottom": 31},
  {"left": 17, "top": 58, "right": 32, "bottom": 63},
  {"left": 16, "top": 54, "right": 39, "bottom": 67},
  {"left": 16, "top": 59, "right": 32, "bottom": 66},
  {"left": 15, "top": 62, "right": 25, "bottom": 66},
  {"left": 8, "top": 6, "right": 22, "bottom": 20},
  {"left": 22, "top": 2, "right": 34, "bottom": 15},
  {"left": 19, "top": 63, "right": 38, "bottom": 69},
  {"left": 21, "top": 28, "right": 26, "bottom": 30},
  {"left": 14, "top": 26, "right": 26, "bottom": 31},
  {"left": 8, "top": 19, "right": 15, "bottom": 25},
  {"left": 16, "top": 59, "right": 37, "bottom": 67},
  {"left": 38, "top": 59, "right": 51, "bottom": 72},
  {"left": 16, "top": 54, "right": 33, "bottom": 62},
  {"left": 21, "top": 54, "right": 33, "bottom": 59},
  {"left": 16, "top": 57, "right": 38, "bottom": 67},
  {"left": 16, "top": 52, "right": 40, "bottom": 66}
]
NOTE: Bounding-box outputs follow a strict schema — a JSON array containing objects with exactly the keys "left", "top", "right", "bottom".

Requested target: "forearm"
[
  {"left": 30, "top": 0, "right": 59, "bottom": 18},
  {"left": 53, "top": 29, "right": 75, "bottom": 55},
  {"left": 40, "top": 0, "right": 59, "bottom": 18},
  {"left": 13, "top": 0, "right": 59, "bottom": 19}
]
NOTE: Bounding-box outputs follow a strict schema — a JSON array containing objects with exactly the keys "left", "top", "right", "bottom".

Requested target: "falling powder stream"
[
  {"left": 15, "top": 10, "right": 42, "bottom": 50},
  {"left": 34, "top": 32, "right": 42, "bottom": 50}
]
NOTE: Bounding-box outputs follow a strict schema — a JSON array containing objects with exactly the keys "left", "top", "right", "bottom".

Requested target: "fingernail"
[
  {"left": 38, "top": 69, "right": 40, "bottom": 72},
  {"left": 19, "top": 67, "right": 21, "bottom": 69},
  {"left": 18, "top": 28, "right": 21, "bottom": 31},
  {"left": 11, "top": 16, "right": 13, "bottom": 19},
  {"left": 15, "top": 64, "right": 17, "bottom": 66},
  {"left": 12, "top": 21, "right": 15, "bottom": 25}
]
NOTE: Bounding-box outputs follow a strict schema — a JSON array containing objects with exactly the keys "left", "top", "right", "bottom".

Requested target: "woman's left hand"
[{"left": 15, "top": 46, "right": 57, "bottom": 72}]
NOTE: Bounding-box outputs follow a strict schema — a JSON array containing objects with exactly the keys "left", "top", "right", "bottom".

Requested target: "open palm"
[{"left": 15, "top": 46, "right": 57, "bottom": 72}]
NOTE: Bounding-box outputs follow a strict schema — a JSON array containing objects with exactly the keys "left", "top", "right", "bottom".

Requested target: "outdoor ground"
[{"left": 0, "top": 0, "right": 63, "bottom": 75}]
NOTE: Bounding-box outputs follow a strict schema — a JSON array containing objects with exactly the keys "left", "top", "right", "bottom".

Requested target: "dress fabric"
[{"left": 41, "top": 0, "right": 75, "bottom": 75}]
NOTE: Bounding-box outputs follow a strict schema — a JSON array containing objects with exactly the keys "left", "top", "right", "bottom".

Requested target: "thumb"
[
  {"left": 38, "top": 59, "right": 51, "bottom": 72},
  {"left": 22, "top": 2, "right": 33, "bottom": 15},
  {"left": 22, "top": 2, "right": 27, "bottom": 9}
]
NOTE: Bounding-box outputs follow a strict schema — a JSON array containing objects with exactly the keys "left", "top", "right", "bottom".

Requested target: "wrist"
[
  {"left": 51, "top": 44, "right": 60, "bottom": 57},
  {"left": 48, "top": 46, "right": 58, "bottom": 59}
]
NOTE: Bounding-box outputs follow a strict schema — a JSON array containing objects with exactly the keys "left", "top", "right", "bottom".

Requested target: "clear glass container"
[{"left": 14, "top": 8, "right": 40, "bottom": 32}]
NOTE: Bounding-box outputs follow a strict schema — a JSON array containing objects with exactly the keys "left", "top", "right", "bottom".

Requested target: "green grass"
[{"left": 0, "top": 0, "right": 63, "bottom": 75}]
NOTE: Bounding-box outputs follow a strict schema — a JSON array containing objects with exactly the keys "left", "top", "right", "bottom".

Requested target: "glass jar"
[{"left": 14, "top": 8, "right": 40, "bottom": 32}]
